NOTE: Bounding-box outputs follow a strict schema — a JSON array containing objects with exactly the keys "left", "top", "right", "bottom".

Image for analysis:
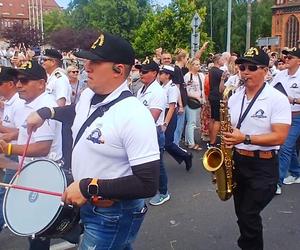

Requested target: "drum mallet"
[{"left": 0, "top": 182, "right": 62, "bottom": 197}]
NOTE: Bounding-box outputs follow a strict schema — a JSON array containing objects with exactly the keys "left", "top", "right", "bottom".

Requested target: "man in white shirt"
[
  {"left": 0, "top": 66, "right": 23, "bottom": 233},
  {"left": 42, "top": 49, "right": 72, "bottom": 170},
  {"left": 271, "top": 47, "right": 300, "bottom": 194},
  {"left": 26, "top": 32, "right": 160, "bottom": 249},
  {"left": 136, "top": 60, "right": 170, "bottom": 206},
  {"left": 223, "top": 48, "right": 291, "bottom": 250},
  {"left": 0, "top": 61, "right": 62, "bottom": 249}
]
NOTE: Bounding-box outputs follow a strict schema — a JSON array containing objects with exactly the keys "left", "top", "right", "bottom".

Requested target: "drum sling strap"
[{"left": 73, "top": 90, "right": 133, "bottom": 148}]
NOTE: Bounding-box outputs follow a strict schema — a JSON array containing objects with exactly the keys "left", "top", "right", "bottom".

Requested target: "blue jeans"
[
  {"left": 79, "top": 199, "right": 147, "bottom": 250},
  {"left": 279, "top": 114, "right": 300, "bottom": 185},
  {"left": 0, "top": 163, "right": 17, "bottom": 231},
  {"left": 185, "top": 105, "right": 200, "bottom": 146},
  {"left": 174, "top": 108, "right": 186, "bottom": 145},
  {"left": 157, "top": 126, "right": 168, "bottom": 195}
]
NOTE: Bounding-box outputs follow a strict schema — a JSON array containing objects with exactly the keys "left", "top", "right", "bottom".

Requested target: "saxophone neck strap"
[{"left": 236, "top": 82, "right": 266, "bottom": 130}]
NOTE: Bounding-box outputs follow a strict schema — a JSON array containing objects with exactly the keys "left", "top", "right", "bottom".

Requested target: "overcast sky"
[{"left": 55, "top": 0, "right": 171, "bottom": 9}]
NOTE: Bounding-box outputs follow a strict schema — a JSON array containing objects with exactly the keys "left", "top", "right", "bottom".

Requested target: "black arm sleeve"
[
  {"left": 37, "top": 105, "right": 76, "bottom": 125},
  {"left": 79, "top": 160, "right": 160, "bottom": 200}
]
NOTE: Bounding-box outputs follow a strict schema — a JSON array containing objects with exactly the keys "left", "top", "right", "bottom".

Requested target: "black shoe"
[{"left": 184, "top": 152, "right": 193, "bottom": 171}]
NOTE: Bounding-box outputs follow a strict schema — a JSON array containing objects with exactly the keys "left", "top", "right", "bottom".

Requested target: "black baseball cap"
[
  {"left": 135, "top": 60, "right": 159, "bottom": 72},
  {"left": 0, "top": 66, "right": 16, "bottom": 83},
  {"left": 9, "top": 61, "right": 47, "bottom": 81},
  {"left": 236, "top": 47, "right": 269, "bottom": 66},
  {"left": 282, "top": 47, "right": 300, "bottom": 58},
  {"left": 43, "top": 49, "right": 62, "bottom": 60},
  {"left": 74, "top": 32, "right": 135, "bottom": 65}
]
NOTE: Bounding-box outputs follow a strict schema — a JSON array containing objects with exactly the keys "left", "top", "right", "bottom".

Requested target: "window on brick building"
[{"left": 286, "top": 15, "right": 299, "bottom": 48}]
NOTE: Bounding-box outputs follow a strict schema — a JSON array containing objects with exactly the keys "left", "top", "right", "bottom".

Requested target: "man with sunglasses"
[
  {"left": 223, "top": 47, "right": 291, "bottom": 250},
  {"left": 0, "top": 66, "right": 24, "bottom": 233},
  {"left": 0, "top": 61, "right": 62, "bottom": 249},
  {"left": 270, "top": 48, "right": 300, "bottom": 194},
  {"left": 26, "top": 32, "right": 160, "bottom": 249},
  {"left": 42, "top": 49, "right": 72, "bottom": 107},
  {"left": 136, "top": 60, "right": 170, "bottom": 205}
]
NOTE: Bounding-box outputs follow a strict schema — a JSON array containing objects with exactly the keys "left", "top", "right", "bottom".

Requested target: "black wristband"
[
  {"left": 79, "top": 178, "right": 93, "bottom": 199},
  {"left": 36, "top": 107, "right": 52, "bottom": 120}
]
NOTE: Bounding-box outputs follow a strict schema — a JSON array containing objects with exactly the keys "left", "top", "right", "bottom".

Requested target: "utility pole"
[
  {"left": 226, "top": 0, "right": 232, "bottom": 52},
  {"left": 246, "top": 0, "right": 253, "bottom": 50},
  {"left": 210, "top": 1, "right": 213, "bottom": 38}
]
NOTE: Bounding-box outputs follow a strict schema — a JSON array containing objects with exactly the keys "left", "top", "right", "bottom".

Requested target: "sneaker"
[
  {"left": 149, "top": 193, "right": 170, "bottom": 206},
  {"left": 283, "top": 175, "right": 300, "bottom": 185},
  {"left": 275, "top": 184, "right": 281, "bottom": 195}
]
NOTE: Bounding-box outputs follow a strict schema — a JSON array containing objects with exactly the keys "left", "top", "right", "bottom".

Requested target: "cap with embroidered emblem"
[
  {"left": 160, "top": 65, "right": 175, "bottom": 76},
  {"left": 282, "top": 47, "right": 300, "bottom": 58},
  {"left": 74, "top": 32, "right": 135, "bottom": 65},
  {"left": 9, "top": 61, "right": 47, "bottom": 81},
  {"left": 135, "top": 59, "right": 159, "bottom": 72},
  {"left": 43, "top": 49, "right": 62, "bottom": 60},
  {"left": 235, "top": 47, "right": 269, "bottom": 66},
  {"left": 0, "top": 66, "right": 16, "bottom": 83}
]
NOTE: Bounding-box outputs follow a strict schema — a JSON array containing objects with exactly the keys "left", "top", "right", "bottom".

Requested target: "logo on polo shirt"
[
  {"left": 143, "top": 100, "right": 148, "bottom": 106},
  {"left": 87, "top": 127, "right": 104, "bottom": 144},
  {"left": 3, "top": 115, "right": 10, "bottom": 123},
  {"left": 251, "top": 109, "right": 267, "bottom": 119},
  {"left": 291, "top": 83, "right": 298, "bottom": 89}
]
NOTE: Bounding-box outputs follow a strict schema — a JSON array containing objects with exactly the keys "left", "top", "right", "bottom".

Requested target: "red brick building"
[
  {"left": 0, "top": 0, "right": 60, "bottom": 31},
  {"left": 272, "top": 0, "right": 300, "bottom": 49}
]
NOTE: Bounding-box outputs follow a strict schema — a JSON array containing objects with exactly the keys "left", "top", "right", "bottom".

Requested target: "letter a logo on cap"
[
  {"left": 20, "top": 61, "right": 32, "bottom": 69},
  {"left": 91, "top": 34, "right": 105, "bottom": 49},
  {"left": 244, "top": 47, "right": 259, "bottom": 58}
]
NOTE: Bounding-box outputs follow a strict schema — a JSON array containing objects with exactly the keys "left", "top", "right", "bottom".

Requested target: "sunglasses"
[
  {"left": 284, "top": 55, "right": 296, "bottom": 60},
  {"left": 17, "top": 78, "right": 32, "bottom": 84},
  {"left": 43, "top": 58, "right": 53, "bottom": 62},
  {"left": 238, "top": 64, "right": 265, "bottom": 72},
  {"left": 70, "top": 70, "right": 79, "bottom": 74},
  {"left": 140, "top": 70, "right": 150, "bottom": 75}
]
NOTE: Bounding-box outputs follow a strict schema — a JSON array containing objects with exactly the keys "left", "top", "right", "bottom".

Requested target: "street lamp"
[{"left": 246, "top": 0, "right": 255, "bottom": 50}]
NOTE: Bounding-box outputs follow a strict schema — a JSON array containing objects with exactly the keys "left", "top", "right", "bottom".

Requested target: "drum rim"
[{"left": 3, "top": 159, "right": 67, "bottom": 237}]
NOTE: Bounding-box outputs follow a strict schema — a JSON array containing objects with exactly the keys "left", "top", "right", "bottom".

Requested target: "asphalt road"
[{"left": 0, "top": 145, "right": 299, "bottom": 250}]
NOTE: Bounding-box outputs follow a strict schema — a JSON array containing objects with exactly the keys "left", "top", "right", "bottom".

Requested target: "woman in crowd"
[
  {"left": 67, "top": 65, "right": 87, "bottom": 104},
  {"left": 184, "top": 58, "right": 205, "bottom": 150}
]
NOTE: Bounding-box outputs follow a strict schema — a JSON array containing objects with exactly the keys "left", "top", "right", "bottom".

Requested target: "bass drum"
[{"left": 3, "top": 159, "right": 79, "bottom": 238}]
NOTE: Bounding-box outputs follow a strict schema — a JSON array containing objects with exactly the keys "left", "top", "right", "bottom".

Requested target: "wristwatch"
[
  {"left": 244, "top": 134, "right": 251, "bottom": 145},
  {"left": 87, "top": 178, "right": 99, "bottom": 196}
]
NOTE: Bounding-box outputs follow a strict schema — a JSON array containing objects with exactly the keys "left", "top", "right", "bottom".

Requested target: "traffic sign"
[{"left": 191, "top": 12, "right": 202, "bottom": 30}]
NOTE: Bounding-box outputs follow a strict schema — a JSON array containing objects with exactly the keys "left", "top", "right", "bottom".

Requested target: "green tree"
[
  {"left": 133, "top": 0, "right": 211, "bottom": 58},
  {"left": 43, "top": 10, "right": 71, "bottom": 38}
]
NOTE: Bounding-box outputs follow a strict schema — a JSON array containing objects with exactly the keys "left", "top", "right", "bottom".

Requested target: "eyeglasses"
[
  {"left": 238, "top": 64, "right": 265, "bottom": 72},
  {"left": 284, "top": 55, "right": 296, "bottom": 60},
  {"left": 70, "top": 70, "right": 79, "bottom": 74},
  {"left": 278, "top": 62, "right": 285, "bottom": 65},
  {"left": 140, "top": 70, "right": 150, "bottom": 75}
]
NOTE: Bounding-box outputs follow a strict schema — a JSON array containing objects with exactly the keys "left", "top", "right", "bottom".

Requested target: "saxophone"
[{"left": 202, "top": 86, "right": 236, "bottom": 201}]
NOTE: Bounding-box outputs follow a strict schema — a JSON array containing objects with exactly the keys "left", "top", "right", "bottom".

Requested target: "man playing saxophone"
[{"left": 222, "top": 48, "right": 291, "bottom": 250}]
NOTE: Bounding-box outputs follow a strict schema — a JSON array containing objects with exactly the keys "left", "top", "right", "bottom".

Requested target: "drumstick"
[
  {"left": 16, "top": 131, "right": 32, "bottom": 176},
  {"left": 0, "top": 182, "right": 62, "bottom": 197}
]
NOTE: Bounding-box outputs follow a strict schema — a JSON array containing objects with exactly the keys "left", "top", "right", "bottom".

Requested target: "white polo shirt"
[
  {"left": 46, "top": 67, "right": 72, "bottom": 105},
  {"left": 162, "top": 80, "right": 178, "bottom": 109},
  {"left": 271, "top": 67, "right": 300, "bottom": 112},
  {"left": 15, "top": 92, "right": 62, "bottom": 164},
  {"left": 71, "top": 82, "right": 160, "bottom": 181},
  {"left": 229, "top": 83, "right": 291, "bottom": 151},
  {"left": 136, "top": 80, "right": 166, "bottom": 126},
  {"left": 2, "top": 93, "right": 24, "bottom": 143}
]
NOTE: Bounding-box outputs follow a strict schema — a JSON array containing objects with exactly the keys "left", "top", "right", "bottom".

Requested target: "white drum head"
[{"left": 3, "top": 160, "right": 66, "bottom": 236}]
